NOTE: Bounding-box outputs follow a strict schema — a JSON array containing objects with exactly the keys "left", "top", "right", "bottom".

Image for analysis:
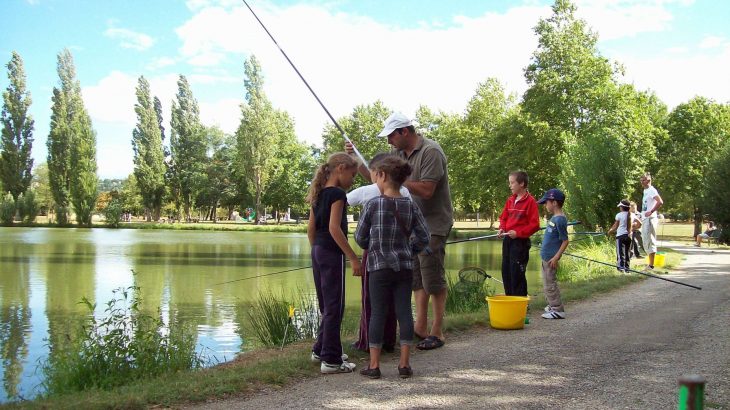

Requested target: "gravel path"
[{"left": 189, "top": 242, "right": 730, "bottom": 409}]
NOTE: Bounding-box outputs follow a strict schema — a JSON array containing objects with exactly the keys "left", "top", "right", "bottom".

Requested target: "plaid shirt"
[{"left": 355, "top": 196, "right": 431, "bottom": 273}]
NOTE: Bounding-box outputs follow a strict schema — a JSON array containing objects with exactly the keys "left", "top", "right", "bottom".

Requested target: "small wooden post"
[{"left": 678, "top": 375, "right": 706, "bottom": 410}]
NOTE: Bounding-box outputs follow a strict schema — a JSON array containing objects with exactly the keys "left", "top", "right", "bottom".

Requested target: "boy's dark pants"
[
  {"left": 501, "top": 237, "right": 530, "bottom": 296},
  {"left": 311, "top": 245, "right": 345, "bottom": 364}
]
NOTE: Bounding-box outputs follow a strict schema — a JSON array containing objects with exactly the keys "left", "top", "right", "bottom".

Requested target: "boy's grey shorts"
[{"left": 412, "top": 234, "right": 448, "bottom": 295}]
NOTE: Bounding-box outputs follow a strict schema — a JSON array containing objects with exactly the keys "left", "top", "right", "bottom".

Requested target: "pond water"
[{"left": 0, "top": 227, "right": 542, "bottom": 402}]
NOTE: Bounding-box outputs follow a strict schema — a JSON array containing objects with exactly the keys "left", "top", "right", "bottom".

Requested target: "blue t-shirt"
[{"left": 540, "top": 215, "right": 569, "bottom": 261}]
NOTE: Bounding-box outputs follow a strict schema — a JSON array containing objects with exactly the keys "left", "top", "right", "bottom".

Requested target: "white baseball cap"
[{"left": 377, "top": 112, "right": 414, "bottom": 137}]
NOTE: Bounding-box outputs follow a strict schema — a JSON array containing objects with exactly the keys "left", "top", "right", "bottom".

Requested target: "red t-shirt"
[{"left": 498, "top": 192, "right": 540, "bottom": 239}]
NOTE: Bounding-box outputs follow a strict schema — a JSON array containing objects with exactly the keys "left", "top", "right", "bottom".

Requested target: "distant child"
[
  {"left": 498, "top": 171, "right": 540, "bottom": 296},
  {"left": 608, "top": 199, "right": 633, "bottom": 273},
  {"left": 629, "top": 202, "right": 644, "bottom": 258},
  {"left": 355, "top": 156, "right": 430, "bottom": 379},
  {"left": 537, "top": 188, "right": 569, "bottom": 319},
  {"left": 306, "top": 152, "right": 361, "bottom": 374},
  {"left": 347, "top": 153, "right": 411, "bottom": 353}
]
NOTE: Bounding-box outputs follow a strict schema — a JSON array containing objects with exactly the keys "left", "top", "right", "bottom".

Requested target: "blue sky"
[{"left": 2, "top": 0, "right": 729, "bottom": 178}]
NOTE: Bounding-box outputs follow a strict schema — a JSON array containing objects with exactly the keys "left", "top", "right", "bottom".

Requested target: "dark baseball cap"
[{"left": 537, "top": 188, "right": 566, "bottom": 204}]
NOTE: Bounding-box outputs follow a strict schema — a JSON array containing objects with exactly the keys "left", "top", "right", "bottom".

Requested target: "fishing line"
[
  {"left": 446, "top": 221, "right": 582, "bottom": 245},
  {"left": 240, "top": 0, "right": 368, "bottom": 166},
  {"left": 532, "top": 244, "right": 701, "bottom": 290}
]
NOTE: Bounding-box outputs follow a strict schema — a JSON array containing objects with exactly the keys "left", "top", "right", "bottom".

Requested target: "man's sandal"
[{"left": 416, "top": 335, "right": 444, "bottom": 350}]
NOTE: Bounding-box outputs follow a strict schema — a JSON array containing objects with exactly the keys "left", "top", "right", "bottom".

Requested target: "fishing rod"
[
  {"left": 446, "top": 221, "right": 582, "bottom": 245},
  {"left": 240, "top": 0, "right": 368, "bottom": 166},
  {"left": 550, "top": 249, "right": 701, "bottom": 290}
]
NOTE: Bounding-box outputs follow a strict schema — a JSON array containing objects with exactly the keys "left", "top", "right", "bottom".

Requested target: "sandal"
[
  {"left": 414, "top": 332, "right": 428, "bottom": 341},
  {"left": 359, "top": 366, "right": 381, "bottom": 379},
  {"left": 416, "top": 335, "right": 444, "bottom": 350}
]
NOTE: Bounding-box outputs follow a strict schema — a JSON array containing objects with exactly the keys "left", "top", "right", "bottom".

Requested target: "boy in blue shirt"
[{"left": 537, "top": 189, "right": 570, "bottom": 319}]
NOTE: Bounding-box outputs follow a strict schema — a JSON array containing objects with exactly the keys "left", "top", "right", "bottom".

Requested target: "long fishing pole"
[
  {"left": 240, "top": 0, "right": 368, "bottom": 166},
  {"left": 446, "top": 221, "right": 582, "bottom": 245},
  {"left": 557, "top": 250, "right": 701, "bottom": 290}
]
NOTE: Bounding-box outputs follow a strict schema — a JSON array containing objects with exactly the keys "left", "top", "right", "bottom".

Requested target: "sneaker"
[
  {"left": 544, "top": 305, "right": 552, "bottom": 312},
  {"left": 694, "top": 243, "right": 700, "bottom": 247},
  {"left": 311, "top": 352, "right": 348, "bottom": 363},
  {"left": 321, "top": 360, "right": 356, "bottom": 374},
  {"left": 398, "top": 366, "right": 413, "bottom": 378},
  {"left": 642, "top": 265, "right": 654, "bottom": 273},
  {"left": 359, "top": 366, "right": 381, "bottom": 379},
  {"left": 541, "top": 309, "right": 566, "bottom": 319}
]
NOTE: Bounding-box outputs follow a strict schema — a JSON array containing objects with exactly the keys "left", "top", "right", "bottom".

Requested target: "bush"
[
  {"left": 40, "top": 284, "right": 206, "bottom": 395},
  {"left": 103, "top": 199, "right": 123, "bottom": 228},
  {"left": 17, "top": 190, "right": 39, "bottom": 224},
  {"left": 0, "top": 192, "right": 15, "bottom": 226},
  {"left": 244, "top": 289, "right": 320, "bottom": 348}
]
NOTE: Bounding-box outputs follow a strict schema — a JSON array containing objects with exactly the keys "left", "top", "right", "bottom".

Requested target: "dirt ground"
[{"left": 187, "top": 242, "right": 729, "bottom": 409}]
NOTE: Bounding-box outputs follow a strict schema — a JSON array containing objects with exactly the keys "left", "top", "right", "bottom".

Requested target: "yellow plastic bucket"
[
  {"left": 486, "top": 295, "right": 530, "bottom": 330},
  {"left": 649, "top": 252, "right": 666, "bottom": 267}
]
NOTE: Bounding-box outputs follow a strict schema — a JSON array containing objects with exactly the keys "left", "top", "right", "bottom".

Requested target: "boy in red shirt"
[{"left": 497, "top": 171, "right": 540, "bottom": 296}]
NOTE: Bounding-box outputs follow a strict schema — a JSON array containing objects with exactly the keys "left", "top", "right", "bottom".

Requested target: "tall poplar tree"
[
  {"left": 132, "top": 76, "right": 166, "bottom": 221},
  {"left": 169, "top": 75, "right": 206, "bottom": 220},
  {"left": 1, "top": 52, "right": 34, "bottom": 203},
  {"left": 236, "top": 55, "right": 278, "bottom": 224},
  {"left": 47, "top": 49, "right": 97, "bottom": 226}
]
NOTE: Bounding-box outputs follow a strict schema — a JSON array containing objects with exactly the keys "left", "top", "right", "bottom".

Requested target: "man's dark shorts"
[{"left": 412, "top": 234, "right": 447, "bottom": 295}]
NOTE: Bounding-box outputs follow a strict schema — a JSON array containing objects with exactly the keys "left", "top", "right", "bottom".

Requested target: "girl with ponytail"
[{"left": 306, "top": 152, "right": 361, "bottom": 374}]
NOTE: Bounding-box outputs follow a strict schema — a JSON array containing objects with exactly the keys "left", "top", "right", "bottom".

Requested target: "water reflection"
[{"left": 0, "top": 227, "right": 541, "bottom": 403}]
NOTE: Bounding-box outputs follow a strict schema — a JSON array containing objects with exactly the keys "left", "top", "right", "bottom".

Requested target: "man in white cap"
[{"left": 346, "top": 112, "right": 453, "bottom": 350}]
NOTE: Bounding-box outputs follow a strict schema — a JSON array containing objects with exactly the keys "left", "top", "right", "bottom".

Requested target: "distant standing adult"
[
  {"left": 640, "top": 173, "right": 663, "bottom": 271},
  {"left": 346, "top": 112, "right": 453, "bottom": 351}
]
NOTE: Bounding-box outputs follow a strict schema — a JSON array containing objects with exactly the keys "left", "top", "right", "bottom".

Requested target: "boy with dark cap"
[{"left": 537, "top": 188, "right": 569, "bottom": 319}]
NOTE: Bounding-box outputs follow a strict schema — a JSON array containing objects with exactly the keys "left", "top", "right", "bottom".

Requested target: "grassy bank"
[{"left": 7, "top": 241, "right": 684, "bottom": 409}]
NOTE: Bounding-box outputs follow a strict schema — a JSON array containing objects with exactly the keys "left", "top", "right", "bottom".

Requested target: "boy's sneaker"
[
  {"left": 321, "top": 360, "right": 356, "bottom": 374},
  {"left": 359, "top": 366, "right": 381, "bottom": 379},
  {"left": 544, "top": 305, "right": 552, "bottom": 312},
  {"left": 642, "top": 265, "right": 654, "bottom": 273},
  {"left": 311, "top": 352, "right": 348, "bottom": 363},
  {"left": 541, "top": 309, "right": 566, "bottom": 319}
]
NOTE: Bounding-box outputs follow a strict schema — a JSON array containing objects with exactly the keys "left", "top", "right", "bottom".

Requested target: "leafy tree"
[
  {"left": 17, "top": 190, "right": 39, "bottom": 224},
  {"left": 658, "top": 97, "right": 730, "bottom": 234},
  {"left": 1, "top": 51, "right": 34, "bottom": 202},
  {"left": 0, "top": 192, "right": 15, "bottom": 225},
  {"left": 263, "top": 111, "right": 317, "bottom": 221},
  {"left": 320, "top": 100, "right": 391, "bottom": 173},
  {"left": 31, "top": 162, "right": 53, "bottom": 216},
  {"left": 703, "top": 139, "right": 730, "bottom": 243},
  {"left": 236, "top": 55, "right": 279, "bottom": 224},
  {"left": 47, "top": 49, "right": 97, "bottom": 226},
  {"left": 520, "top": 0, "right": 661, "bottom": 228},
  {"left": 119, "top": 174, "right": 143, "bottom": 216},
  {"left": 196, "top": 126, "right": 236, "bottom": 222},
  {"left": 169, "top": 75, "right": 206, "bottom": 220},
  {"left": 132, "top": 76, "right": 166, "bottom": 221}
]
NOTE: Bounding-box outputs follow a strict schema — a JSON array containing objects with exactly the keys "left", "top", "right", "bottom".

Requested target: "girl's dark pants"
[
  {"left": 616, "top": 234, "right": 632, "bottom": 271},
  {"left": 367, "top": 268, "right": 414, "bottom": 348},
  {"left": 354, "top": 251, "right": 397, "bottom": 351},
  {"left": 501, "top": 237, "right": 530, "bottom": 296},
  {"left": 311, "top": 245, "right": 345, "bottom": 365},
  {"left": 631, "top": 230, "right": 644, "bottom": 258}
]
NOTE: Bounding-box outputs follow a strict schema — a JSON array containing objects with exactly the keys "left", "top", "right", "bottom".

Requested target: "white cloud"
[
  {"left": 146, "top": 56, "right": 177, "bottom": 70},
  {"left": 199, "top": 98, "right": 241, "bottom": 134},
  {"left": 614, "top": 44, "right": 730, "bottom": 107},
  {"left": 575, "top": 0, "right": 695, "bottom": 40},
  {"left": 699, "top": 35, "right": 726, "bottom": 49},
  {"left": 105, "top": 27, "right": 155, "bottom": 51},
  {"left": 175, "top": 3, "right": 550, "bottom": 145}
]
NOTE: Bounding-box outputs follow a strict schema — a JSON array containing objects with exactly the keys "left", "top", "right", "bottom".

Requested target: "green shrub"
[
  {"left": 103, "top": 199, "right": 123, "bottom": 228},
  {"left": 244, "top": 289, "right": 321, "bottom": 348},
  {"left": 40, "top": 284, "right": 206, "bottom": 396},
  {"left": 17, "top": 190, "right": 40, "bottom": 224},
  {"left": 0, "top": 192, "right": 15, "bottom": 226},
  {"left": 557, "top": 237, "right": 621, "bottom": 281}
]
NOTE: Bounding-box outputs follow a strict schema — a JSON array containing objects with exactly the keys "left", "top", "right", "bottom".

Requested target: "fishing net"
[{"left": 458, "top": 266, "right": 488, "bottom": 285}]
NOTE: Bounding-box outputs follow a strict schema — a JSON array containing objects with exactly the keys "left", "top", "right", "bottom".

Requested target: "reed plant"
[
  {"left": 557, "top": 237, "right": 622, "bottom": 281},
  {"left": 244, "top": 289, "right": 321, "bottom": 348},
  {"left": 40, "top": 285, "right": 206, "bottom": 396}
]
